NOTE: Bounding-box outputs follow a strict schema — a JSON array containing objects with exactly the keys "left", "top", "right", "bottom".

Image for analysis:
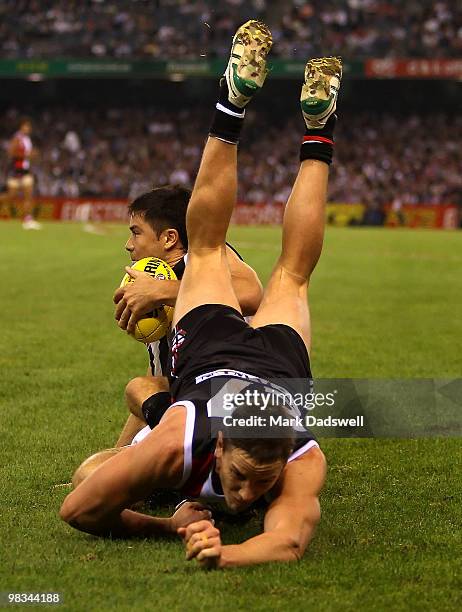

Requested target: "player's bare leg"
[
  {"left": 22, "top": 178, "right": 40, "bottom": 228},
  {"left": 23, "top": 180, "right": 33, "bottom": 216},
  {"left": 115, "top": 375, "right": 169, "bottom": 447},
  {"left": 2, "top": 182, "right": 19, "bottom": 217},
  {"left": 173, "top": 20, "right": 272, "bottom": 326},
  {"left": 116, "top": 415, "right": 146, "bottom": 447},
  {"left": 251, "top": 58, "right": 342, "bottom": 352}
]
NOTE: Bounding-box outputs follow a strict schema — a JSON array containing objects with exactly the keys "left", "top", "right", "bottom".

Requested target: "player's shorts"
[
  {"left": 170, "top": 304, "right": 312, "bottom": 401},
  {"left": 7, "top": 171, "right": 34, "bottom": 189},
  {"left": 130, "top": 425, "right": 151, "bottom": 445},
  {"left": 141, "top": 391, "right": 172, "bottom": 429}
]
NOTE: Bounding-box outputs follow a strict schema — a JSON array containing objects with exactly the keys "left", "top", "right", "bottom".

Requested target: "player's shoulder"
[
  {"left": 269, "top": 446, "right": 327, "bottom": 501},
  {"left": 289, "top": 445, "right": 326, "bottom": 470},
  {"left": 146, "top": 403, "right": 189, "bottom": 459},
  {"left": 183, "top": 243, "right": 244, "bottom": 263},
  {"left": 225, "top": 241, "right": 244, "bottom": 261}
]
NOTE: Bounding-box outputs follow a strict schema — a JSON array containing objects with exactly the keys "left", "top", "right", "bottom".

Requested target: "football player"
[
  {"left": 2, "top": 117, "right": 41, "bottom": 230},
  {"left": 113, "top": 184, "right": 263, "bottom": 446}
]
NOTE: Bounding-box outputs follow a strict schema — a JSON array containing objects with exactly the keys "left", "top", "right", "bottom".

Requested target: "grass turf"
[{"left": 0, "top": 222, "right": 461, "bottom": 611}]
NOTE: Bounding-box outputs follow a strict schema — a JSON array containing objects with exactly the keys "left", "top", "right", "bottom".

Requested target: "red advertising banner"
[
  {"left": 365, "top": 59, "right": 462, "bottom": 79},
  {"left": 231, "top": 202, "right": 366, "bottom": 226},
  {"left": 232, "top": 203, "right": 284, "bottom": 225},
  {"left": 58, "top": 198, "right": 129, "bottom": 222},
  {"left": 0, "top": 196, "right": 129, "bottom": 221},
  {"left": 0, "top": 197, "right": 459, "bottom": 229}
]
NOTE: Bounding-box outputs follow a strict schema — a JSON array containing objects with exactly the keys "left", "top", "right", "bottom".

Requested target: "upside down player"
[{"left": 60, "top": 20, "right": 342, "bottom": 569}]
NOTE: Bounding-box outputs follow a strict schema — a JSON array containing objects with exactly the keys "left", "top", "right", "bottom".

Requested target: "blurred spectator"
[
  {"left": 0, "top": 0, "right": 460, "bottom": 60},
  {"left": 1, "top": 106, "right": 460, "bottom": 208}
]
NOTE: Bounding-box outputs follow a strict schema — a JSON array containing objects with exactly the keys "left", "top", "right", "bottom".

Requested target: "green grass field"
[{"left": 1, "top": 222, "right": 461, "bottom": 611}]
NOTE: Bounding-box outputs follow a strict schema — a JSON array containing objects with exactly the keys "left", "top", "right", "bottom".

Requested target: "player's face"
[
  {"left": 125, "top": 213, "right": 166, "bottom": 261},
  {"left": 216, "top": 443, "right": 284, "bottom": 512},
  {"left": 21, "top": 121, "right": 32, "bottom": 135}
]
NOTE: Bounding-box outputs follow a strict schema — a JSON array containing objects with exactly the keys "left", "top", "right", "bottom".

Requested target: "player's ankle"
[
  {"left": 209, "top": 80, "right": 245, "bottom": 145},
  {"left": 300, "top": 115, "right": 337, "bottom": 165}
]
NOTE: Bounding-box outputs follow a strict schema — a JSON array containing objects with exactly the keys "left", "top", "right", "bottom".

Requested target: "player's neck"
[{"left": 164, "top": 249, "right": 186, "bottom": 267}]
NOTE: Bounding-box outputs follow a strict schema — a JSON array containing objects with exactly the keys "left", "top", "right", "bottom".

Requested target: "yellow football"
[{"left": 120, "top": 257, "right": 177, "bottom": 343}]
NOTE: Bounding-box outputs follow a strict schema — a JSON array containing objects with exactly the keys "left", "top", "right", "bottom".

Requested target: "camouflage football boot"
[
  {"left": 224, "top": 19, "right": 273, "bottom": 109},
  {"left": 301, "top": 57, "right": 342, "bottom": 129}
]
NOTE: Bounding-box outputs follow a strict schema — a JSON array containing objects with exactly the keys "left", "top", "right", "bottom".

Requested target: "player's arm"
[
  {"left": 225, "top": 245, "right": 263, "bottom": 316},
  {"left": 114, "top": 251, "right": 262, "bottom": 331},
  {"left": 113, "top": 270, "right": 180, "bottom": 333},
  {"left": 60, "top": 407, "right": 190, "bottom": 538},
  {"left": 181, "top": 447, "right": 326, "bottom": 568},
  {"left": 8, "top": 136, "right": 21, "bottom": 158}
]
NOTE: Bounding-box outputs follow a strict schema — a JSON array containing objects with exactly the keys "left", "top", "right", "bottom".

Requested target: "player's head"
[
  {"left": 126, "top": 185, "right": 191, "bottom": 262},
  {"left": 215, "top": 400, "right": 295, "bottom": 512},
  {"left": 18, "top": 117, "right": 32, "bottom": 135}
]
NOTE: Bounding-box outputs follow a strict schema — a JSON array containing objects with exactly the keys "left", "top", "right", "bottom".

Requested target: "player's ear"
[{"left": 163, "top": 228, "right": 180, "bottom": 250}]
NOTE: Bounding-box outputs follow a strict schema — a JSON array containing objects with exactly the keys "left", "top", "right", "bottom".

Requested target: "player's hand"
[
  {"left": 113, "top": 268, "right": 169, "bottom": 334},
  {"left": 178, "top": 520, "right": 223, "bottom": 570},
  {"left": 170, "top": 502, "right": 213, "bottom": 532}
]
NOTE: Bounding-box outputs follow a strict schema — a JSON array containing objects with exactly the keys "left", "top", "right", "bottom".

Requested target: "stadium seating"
[
  {"left": 0, "top": 0, "right": 460, "bottom": 59},
  {"left": 1, "top": 107, "right": 460, "bottom": 208}
]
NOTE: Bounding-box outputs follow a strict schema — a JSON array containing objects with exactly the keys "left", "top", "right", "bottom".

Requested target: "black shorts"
[
  {"left": 7, "top": 168, "right": 31, "bottom": 179},
  {"left": 141, "top": 391, "right": 172, "bottom": 429},
  {"left": 169, "top": 304, "right": 312, "bottom": 401}
]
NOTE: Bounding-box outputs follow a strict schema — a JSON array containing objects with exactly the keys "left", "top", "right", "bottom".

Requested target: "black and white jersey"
[{"left": 146, "top": 256, "right": 186, "bottom": 376}]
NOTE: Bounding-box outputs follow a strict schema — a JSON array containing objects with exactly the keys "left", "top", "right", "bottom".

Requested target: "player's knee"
[
  {"left": 124, "top": 377, "right": 143, "bottom": 412},
  {"left": 125, "top": 376, "right": 154, "bottom": 416},
  {"left": 125, "top": 376, "right": 168, "bottom": 417}
]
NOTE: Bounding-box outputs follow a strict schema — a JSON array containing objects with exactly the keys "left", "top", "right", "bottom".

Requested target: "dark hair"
[
  {"left": 222, "top": 397, "right": 295, "bottom": 464},
  {"left": 18, "top": 116, "right": 32, "bottom": 129},
  {"left": 128, "top": 184, "right": 191, "bottom": 250}
]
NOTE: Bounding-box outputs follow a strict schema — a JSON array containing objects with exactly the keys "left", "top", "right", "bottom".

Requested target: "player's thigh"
[
  {"left": 22, "top": 176, "right": 34, "bottom": 197},
  {"left": 6, "top": 179, "right": 19, "bottom": 195},
  {"left": 250, "top": 263, "right": 312, "bottom": 352},
  {"left": 173, "top": 246, "right": 240, "bottom": 326}
]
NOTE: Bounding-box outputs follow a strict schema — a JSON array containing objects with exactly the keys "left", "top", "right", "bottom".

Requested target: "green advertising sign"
[{"left": 0, "top": 58, "right": 364, "bottom": 79}]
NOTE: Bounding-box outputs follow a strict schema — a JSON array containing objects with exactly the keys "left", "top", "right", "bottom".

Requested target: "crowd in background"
[
  {"left": 0, "top": 0, "right": 460, "bottom": 60},
  {"left": 1, "top": 106, "right": 460, "bottom": 208}
]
